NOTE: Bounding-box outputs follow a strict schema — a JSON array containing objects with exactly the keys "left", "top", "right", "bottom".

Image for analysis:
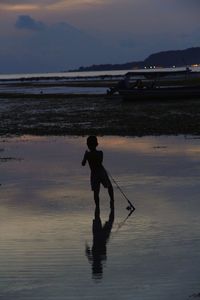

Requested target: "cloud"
[
  {"left": 0, "top": 17, "right": 118, "bottom": 73},
  {"left": 0, "top": 0, "right": 56, "bottom": 4},
  {"left": 0, "top": 0, "right": 105, "bottom": 11},
  {"left": 0, "top": 0, "right": 199, "bottom": 73},
  {"left": 0, "top": 4, "right": 38, "bottom": 11},
  {"left": 15, "top": 15, "right": 46, "bottom": 31}
]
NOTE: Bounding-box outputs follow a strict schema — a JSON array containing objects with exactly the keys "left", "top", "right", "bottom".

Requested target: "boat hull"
[{"left": 119, "top": 86, "right": 200, "bottom": 101}]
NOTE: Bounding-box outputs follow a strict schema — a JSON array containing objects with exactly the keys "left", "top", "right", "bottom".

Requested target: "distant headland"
[{"left": 69, "top": 47, "right": 200, "bottom": 72}]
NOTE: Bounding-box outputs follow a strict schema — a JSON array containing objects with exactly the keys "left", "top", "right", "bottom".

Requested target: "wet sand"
[
  {"left": 1, "top": 77, "right": 200, "bottom": 137},
  {"left": 0, "top": 135, "right": 200, "bottom": 300},
  {"left": 0, "top": 95, "right": 200, "bottom": 136}
]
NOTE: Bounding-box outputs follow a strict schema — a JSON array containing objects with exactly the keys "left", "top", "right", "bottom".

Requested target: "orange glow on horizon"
[
  {"left": 0, "top": 1, "right": 105, "bottom": 12},
  {"left": 9, "top": 135, "right": 200, "bottom": 159},
  {"left": 46, "top": 0, "right": 105, "bottom": 11},
  {"left": 0, "top": 4, "right": 39, "bottom": 11}
]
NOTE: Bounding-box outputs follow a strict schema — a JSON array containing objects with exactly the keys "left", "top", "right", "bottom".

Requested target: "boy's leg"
[
  {"left": 108, "top": 185, "right": 114, "bottom": 208},
  {"left": 93, "top": 186, "right": 100, "bottom": 209},
  {"left": 101, "top": 173, "right": 114, "bottom": 208},
  {"left": 91, "top": 173, "right": 100, "bottom": 209}
]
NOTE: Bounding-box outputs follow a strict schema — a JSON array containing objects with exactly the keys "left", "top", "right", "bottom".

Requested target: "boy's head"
[{"left": 87, "top": 135, "right": 98, "bottom": 150}]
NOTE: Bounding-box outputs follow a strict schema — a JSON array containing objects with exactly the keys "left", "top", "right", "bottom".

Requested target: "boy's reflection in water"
[{"left": 85, "top": 205, "right": 114, "bottom": 280}]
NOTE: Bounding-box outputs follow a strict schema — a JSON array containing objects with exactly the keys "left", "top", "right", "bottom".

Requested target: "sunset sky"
[{"left": 0, "top": 0, "right": 199, "bottom": 73}]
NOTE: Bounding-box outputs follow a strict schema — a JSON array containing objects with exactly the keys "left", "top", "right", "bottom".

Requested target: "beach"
[
  {"left": 0, "top": 93, "right": 200, "bottom": 137},
  {"left": 1, "top": 76, "right": 200, "bottom": 300},
  {"left": 1, "top": 72, "right": 200, "bottom": 137}
]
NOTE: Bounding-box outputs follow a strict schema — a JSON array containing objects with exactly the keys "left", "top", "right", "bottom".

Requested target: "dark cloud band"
[{"left": 15, "top": 15, "right": 46, "bottom": 31}]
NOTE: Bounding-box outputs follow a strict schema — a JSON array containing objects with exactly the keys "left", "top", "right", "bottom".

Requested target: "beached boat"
[
  {"left": 119, "top": 85, "right": 200, "bottom": 101},
  {"left": 108, "top": 68, "right": 200, "bottom": 101}
]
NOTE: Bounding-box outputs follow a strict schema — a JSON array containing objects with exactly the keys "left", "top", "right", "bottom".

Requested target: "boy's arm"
[{"left": 82, "top": 151, "right": 88, "bottom": 166}]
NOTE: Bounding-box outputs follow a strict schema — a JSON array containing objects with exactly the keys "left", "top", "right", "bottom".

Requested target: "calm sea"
[
  {"left": 0, "top": 67, "right": 200, "bottom": 80},
  {"left": 0, "top": 70, "right": 130, "bottom": 80}
]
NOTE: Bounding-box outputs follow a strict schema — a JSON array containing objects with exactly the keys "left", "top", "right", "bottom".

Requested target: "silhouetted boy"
[{"left": 82, "top": 136, "right": 114, "bottom": 209}]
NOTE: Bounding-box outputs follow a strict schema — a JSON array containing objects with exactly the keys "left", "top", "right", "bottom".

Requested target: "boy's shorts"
[{"left": 90, "top": 169, "right": 112, "bottom": 191}]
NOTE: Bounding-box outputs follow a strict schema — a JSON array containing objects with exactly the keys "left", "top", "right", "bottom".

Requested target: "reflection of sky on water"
[
  {"left": 0, "top": 85, "right": 107, "bottom": 95},
  {"left": 0, "top": 135, "right": 200, "bottom": 300}
]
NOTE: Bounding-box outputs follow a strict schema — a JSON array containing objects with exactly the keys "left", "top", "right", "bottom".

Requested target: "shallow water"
[
  {"left": 0, "top": 135, "right": 200, "bottom": 300},
  {"left": 0, "top": 85, "right": 108, "bottom": 95}
]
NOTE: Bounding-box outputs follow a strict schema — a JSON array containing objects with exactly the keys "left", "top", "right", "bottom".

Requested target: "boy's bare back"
[{"left": 82, "top": 150, "right": 103, "bottom": 172}]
